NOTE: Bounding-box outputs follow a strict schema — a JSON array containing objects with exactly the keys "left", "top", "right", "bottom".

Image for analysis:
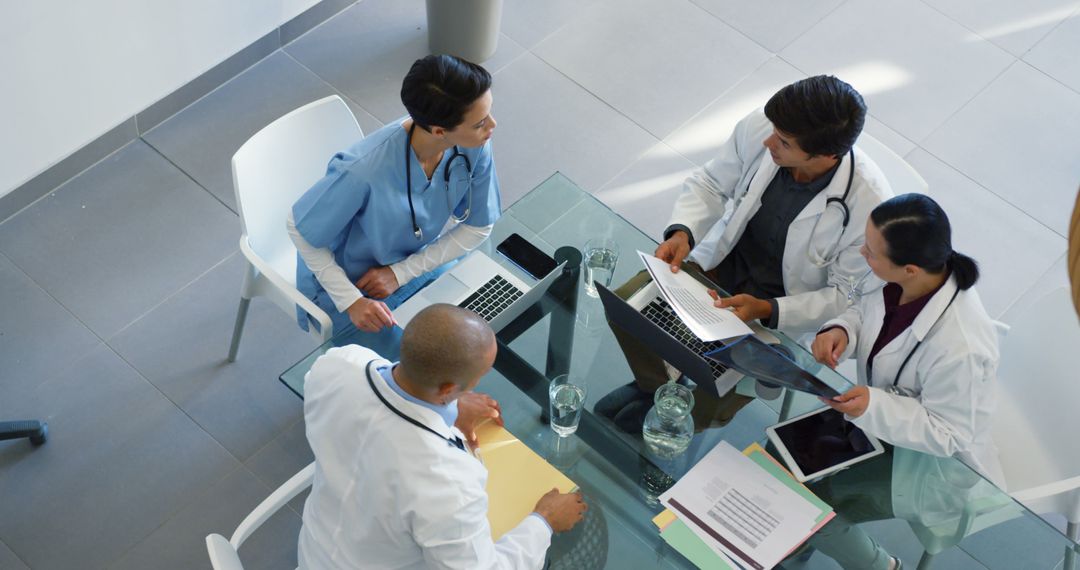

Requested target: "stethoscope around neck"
[
  {"left": 405, "top": 122, "right": 473, "bottom": 241},
  {"left": 739, "top": 148, "right": 855, "bottom": 266},
  {"left": 868, "top": 287, "right": 960, "bottom": 396},
  {"left": 365, "top": 361, "right": 465, "bottom": 451}
]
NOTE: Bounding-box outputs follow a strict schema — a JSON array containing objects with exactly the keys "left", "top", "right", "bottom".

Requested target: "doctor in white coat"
[
  {"left": 808, "top": 193, "right": 1003, "bottom": 570},
  {"left": 298, "top": 304, "right": 586, "bottom": 569},
  {"left": 599, "top": 76, "right": 891, "bottom": 434},
  {"left": 657, "top": 76, "right": 893, "bottom": 334}
]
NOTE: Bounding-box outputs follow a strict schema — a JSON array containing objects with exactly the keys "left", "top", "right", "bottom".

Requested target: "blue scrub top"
[{"left": 292, "top": 119, "right": 501, "bottom": 329}]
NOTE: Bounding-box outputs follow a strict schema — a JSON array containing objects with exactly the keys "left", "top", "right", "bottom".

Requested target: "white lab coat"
[
  {"left": 822, "top": 275, "right": 1005, "bottom": 492},
  {"left": 670, "top": 108, "right": 893, "bottom": 333},
  {"left": 297, "top": 345, "right": 551, "bottom": 570}
]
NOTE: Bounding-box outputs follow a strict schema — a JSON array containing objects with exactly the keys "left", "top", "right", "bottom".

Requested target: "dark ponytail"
[
  {"left": 948, "top": 251, "right": 979, "bottom": 290},
  {"left": 870, "top": 194, "right": 979, "bottom": 290}
]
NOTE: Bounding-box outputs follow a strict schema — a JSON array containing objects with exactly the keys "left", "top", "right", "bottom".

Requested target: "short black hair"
[
  {"left": 764, "top": 75, "right": 866, "bottom": 157},
  {"left": 401, "top": 55, "right": 492, "bottom": 132},
  {"left": 871, "top": 193, "right": 979, "bottom": 290}
]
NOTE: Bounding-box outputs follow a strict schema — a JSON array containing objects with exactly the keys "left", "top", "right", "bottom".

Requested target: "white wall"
[{"left": 0, "top": 0, "right": 320, "bottom": 198}]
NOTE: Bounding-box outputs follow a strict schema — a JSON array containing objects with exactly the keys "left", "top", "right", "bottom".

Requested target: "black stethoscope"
[
  {"left": 405, "top": 123, "right": 473, "bottom": 241},
  {"left": 867, "top": 287, "right": 960, "bottom": 395},
  {"left": 742, "top": 149, "right": 855, "bottom": 266},
  {"left": 366, "top": 361, "right": 466, "bottom": 451}
]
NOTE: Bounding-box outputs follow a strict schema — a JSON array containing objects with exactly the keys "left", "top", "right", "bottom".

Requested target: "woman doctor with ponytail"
[
  {"left": 807, "top": 193, "right": 1004, "bottom": 570},
  {"left": 813, "top": 193, "right": 1003, "bottom": 483}
]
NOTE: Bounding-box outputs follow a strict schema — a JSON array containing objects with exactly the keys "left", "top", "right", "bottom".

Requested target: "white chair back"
[
  {"left": 995, "top": 286, "right": 1080, "bottom": 522},
  {"left": 856, "top": 132, "right": 928, "bottom": 195},
  {"left": 231, "top": 95, "right": 363, "bottom": 285}
]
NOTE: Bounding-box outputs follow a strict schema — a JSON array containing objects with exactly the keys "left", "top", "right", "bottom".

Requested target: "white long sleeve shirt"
[{"left": 287, "top": 211, "right": 492, "bottom": 311}]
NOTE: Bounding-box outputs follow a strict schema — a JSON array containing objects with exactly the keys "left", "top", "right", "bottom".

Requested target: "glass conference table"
[{"left": 280, "top": 173, "right": 1077, "bottom": 569}]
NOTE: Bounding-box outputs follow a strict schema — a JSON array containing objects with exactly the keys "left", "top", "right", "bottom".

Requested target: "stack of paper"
[
  {"left": 653, "top": 442, "right": 834, "bottom": 570},
  {"left": 638, "top": 251, "right": 753, "bottom": 342},
  {"left": 474, "top": 422, "right": 578, "bottom": 539}
]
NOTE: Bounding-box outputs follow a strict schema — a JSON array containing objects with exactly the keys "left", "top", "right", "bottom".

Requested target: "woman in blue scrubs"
[{"left": 287, "top": 55, "right": 500, "bottom": 334}]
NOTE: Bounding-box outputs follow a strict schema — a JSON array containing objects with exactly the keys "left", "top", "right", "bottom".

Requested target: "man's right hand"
[
  {"left": 654, "top": 231, "right": 691, "bottom": 273},
  {"left": 346, "top": 297, "right": 396, "bottom": 332},
  {"left": 533, "top": 488, "right": 587, "bottom": 533}
]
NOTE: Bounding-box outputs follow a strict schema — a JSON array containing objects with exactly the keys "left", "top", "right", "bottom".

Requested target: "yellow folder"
[{"left": 474, "top": 422, "right": 577, "bottom": 539}]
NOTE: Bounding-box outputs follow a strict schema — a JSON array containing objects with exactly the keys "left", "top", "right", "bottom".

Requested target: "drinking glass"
[
  {"left": 548, "top": 374, "right": 587, "bottom": 437},
  {"left": 583, "top": 238, "right": 620, "bottom": 297}
]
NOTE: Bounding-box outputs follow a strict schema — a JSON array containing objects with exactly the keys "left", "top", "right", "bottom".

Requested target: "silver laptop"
[
  {"left": 608, "top": 280, "right": 777, "bottom": 393},
  {"left": 394, "top": 250, "right": 566, "bottom": 331}
]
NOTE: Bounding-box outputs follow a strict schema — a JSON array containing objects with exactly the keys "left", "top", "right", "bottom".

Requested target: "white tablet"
[{"left": 765, "top": 407, "right": 885, "bottom": 483}]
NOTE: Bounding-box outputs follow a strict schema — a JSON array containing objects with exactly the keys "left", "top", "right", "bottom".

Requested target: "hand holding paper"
[{"left": 638, "top": 251, "right": 753, "bottom": 342}]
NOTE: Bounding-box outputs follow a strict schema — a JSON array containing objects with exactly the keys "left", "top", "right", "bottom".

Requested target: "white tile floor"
[{"left": 2, "top": 0, "right": 1079, "bottom": 567}]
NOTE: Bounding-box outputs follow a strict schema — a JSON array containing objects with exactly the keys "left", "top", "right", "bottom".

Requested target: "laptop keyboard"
[
  {"left": 458, "top": 275, "right": 524, "bottom": 322},
  {"left": 641, "top": 297, "right": 728, "bottom": 378}
]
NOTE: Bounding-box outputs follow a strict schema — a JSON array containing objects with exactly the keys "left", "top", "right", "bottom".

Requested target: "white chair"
[
  {"left": 205, "top": 462, "right": 315, "bottom": 569},
  {"left": 994, "top": 286, "right": 1080, "bottom": 569},
  {"left": 227, "top": 95, "right": 364, "bottom": 361},
  {"left": 857, "top": 132, "right": 928, "bottom": 195}
]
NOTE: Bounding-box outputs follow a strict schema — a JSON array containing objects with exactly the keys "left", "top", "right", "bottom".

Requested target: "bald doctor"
[{"left": 298, "top": 304, "right": 586, "bottom": 569}]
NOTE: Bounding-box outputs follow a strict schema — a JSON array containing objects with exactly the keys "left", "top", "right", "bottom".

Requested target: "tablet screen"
[{"left": 772, "top": 408, "right": 879, "bottom": 476}]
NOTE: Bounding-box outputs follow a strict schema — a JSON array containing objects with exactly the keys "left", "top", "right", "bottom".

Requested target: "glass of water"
[
  {"left": 583, "top": 238, "right": 620, "bottom": 298},
  {"left": 549, "top": 374, "right": 587, "bottom": 437}
]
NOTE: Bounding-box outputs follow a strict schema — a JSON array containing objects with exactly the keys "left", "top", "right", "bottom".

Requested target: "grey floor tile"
[
  {"left": 111, "top": 466, "right": 301, "bottom": 570},
  {"left": 143, "top": 50, "right": 382, "bottom": 211},
  {"left": 1025, "top": 10, "right": 1080, "bottom": 94},
  {"left": 959, "top": 513, "right": 1071, "bottom": 569},
  {"left": 244, "top": 418, "right": 313, "bottom": 514},
  {"left": 689, "top": 0, "right": 846, "bottom": 53},
  {"left": 489, "top": 53, "right": 659, "bottom": 204},
  {"left": 665, "top": 56, "right": 806, "bottom": 166},
  {"left": 136, "top": 31, "right": 281, "bottom": 134},
  {"left": 781, "top": 0, "right": 1014, "bottom": 143},
  {"left": 0, "top": 140, "right": 238, "bottom": 339},
  {"left": 864, "top": 115, "right": 917, "bottom": 159},
  {"left": 284, "top": 0, "right": 429, "bottom": 124},
  {"left": 0, "top": 252, "right": 100, "bottom": 395},
  {"left": 280, "top": 0, "right": 357, "bottom": 46},
  {"left": 0, "top": 540, "right": 28, "bottom": 570},
  {"left": 906, "top": 149, "right": 1066, "bottom": 318},
  {"left": 921, "top": 0, "right": 1080, "bottom": 57},
  {"left": 596, "top": 142, "right": 697, "bottom": 239},
  {"left": 481, "top": 33, "right": 528, "bottom": 74},
  {"left": 501, "top": 0, "right": 603, "bottom": 49},
  {"left": 922, "top": 62, "right": 1080, "bottom": 237},
  {"left": 109, "top": 253, "right": 316, "bottom": 461},
  {"left": 534, "top": 0, "right": 770, "bottom": 139},
  {"left": 998, "top": 253, "right": 1068, "bottom": 321},
  {"left": 0, "top": 118, "right": 137, "bottom": 224},
  {"left": 0, "top": 345, "right": 238, "bottom": 570}
]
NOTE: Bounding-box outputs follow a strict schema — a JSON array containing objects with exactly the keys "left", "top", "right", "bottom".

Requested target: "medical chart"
[{"left": 638, "top": 251, "right": 753, "bottom": 342}]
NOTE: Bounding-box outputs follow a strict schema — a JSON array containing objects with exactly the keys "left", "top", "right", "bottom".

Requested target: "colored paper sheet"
[
  {"left": 474, "top": 422, "right": 577, "bottom": 540},
  {"left": 660, "top": 518, "right": 738, "bottom": 569}
]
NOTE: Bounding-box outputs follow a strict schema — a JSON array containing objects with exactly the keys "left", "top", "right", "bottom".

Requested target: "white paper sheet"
[
  {"left": 638, "top": 251, "right": 753, "bottom": 342},
  {"left": 660, "top": 441, "right": 822, "bottom": 570}
]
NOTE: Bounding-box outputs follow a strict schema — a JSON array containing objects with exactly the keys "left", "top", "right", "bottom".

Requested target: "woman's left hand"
[
  {"left": 822, "top": 385, "right": 870, "bottom": 418},
  {"left": 356, "top": 266, "right": 400, "bottom": 299}
]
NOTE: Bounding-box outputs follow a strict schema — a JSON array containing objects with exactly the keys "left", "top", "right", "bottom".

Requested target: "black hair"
[
  {"left": 764, "top": 75, "right": 866, "bottom": 157},
  {"left": 870, "top": 193, "right": 979, "bottom": 290},
  {"left": 400, "top": 54, "right": 492, "bottom": 132}
]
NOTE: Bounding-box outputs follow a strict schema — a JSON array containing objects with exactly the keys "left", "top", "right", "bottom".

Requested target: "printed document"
[
  {"left": 639, "top": 251, "right": 753, "bottom": 341},
  {"left": 660, "top": 441, "right": 822, "bottom": 570}
]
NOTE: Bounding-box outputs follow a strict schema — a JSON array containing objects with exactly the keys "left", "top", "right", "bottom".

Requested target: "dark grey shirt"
[{"left": 712, "top": 162, "right": 840, "bottom": 327}]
